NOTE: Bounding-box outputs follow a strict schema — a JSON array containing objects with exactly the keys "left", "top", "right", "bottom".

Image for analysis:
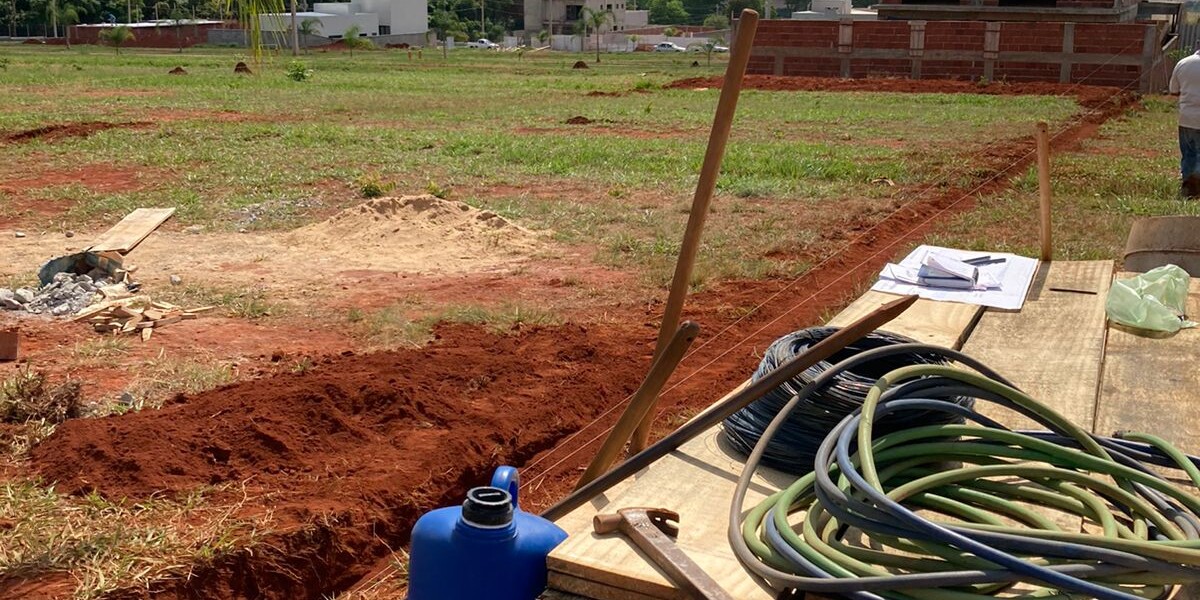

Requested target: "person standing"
[{"left": 1171, "top": 47, "right": 1200, "bottom": 197}]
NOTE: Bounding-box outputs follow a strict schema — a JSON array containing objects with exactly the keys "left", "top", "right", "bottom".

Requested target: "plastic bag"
[{"left": 1105, "top": 264, "right": 1197, "bottom": 333}]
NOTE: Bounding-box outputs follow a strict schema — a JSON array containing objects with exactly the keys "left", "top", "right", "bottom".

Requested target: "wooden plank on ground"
[
  {"left": 546, "top": 293, "right": 984, "bottom": 599},
  {"left": 88, "top": 208, "right": 176, "bottom": 254},
  {"left": 963, "top": 261, "right": 1112, "bottom": 432}
]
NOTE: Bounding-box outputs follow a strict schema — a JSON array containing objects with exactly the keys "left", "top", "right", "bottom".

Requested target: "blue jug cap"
[{"left": 462, "top": 486, "right": 514, "bottom": 529}]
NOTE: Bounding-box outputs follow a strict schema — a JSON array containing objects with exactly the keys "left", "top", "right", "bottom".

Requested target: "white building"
[
  {"left": 524, "top": 0, "right": 632, "bottom": 36},
  {"left": 261, "top": 0, "right": 427, "bottom": 38}
]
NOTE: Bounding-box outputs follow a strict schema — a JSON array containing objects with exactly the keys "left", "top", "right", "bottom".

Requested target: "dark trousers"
[{"left": 1180, "top": 126, "right": 1200, "bottom": 197}]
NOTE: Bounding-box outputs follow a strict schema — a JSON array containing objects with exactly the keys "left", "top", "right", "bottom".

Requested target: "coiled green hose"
[{"left": 729, "top": 344, "right": 1200, "bottom": 600}]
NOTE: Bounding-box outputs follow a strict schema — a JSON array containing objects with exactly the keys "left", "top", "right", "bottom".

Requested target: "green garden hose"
[{"left": 727, "top": 343, "right": 1200, "bottom": 600}]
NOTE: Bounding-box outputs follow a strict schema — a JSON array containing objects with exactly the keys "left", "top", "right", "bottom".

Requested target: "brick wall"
[
  {"left": 747, "top": 18, "right": 1164, "bottom": 91},
  {"left": 69, "top": 23, "right": 224, "bottom": 48}
]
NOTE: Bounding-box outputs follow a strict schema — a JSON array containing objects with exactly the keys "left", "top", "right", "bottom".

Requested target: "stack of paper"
[{"left": 875, "top": 246, "right": 1039, "bottom": 310}]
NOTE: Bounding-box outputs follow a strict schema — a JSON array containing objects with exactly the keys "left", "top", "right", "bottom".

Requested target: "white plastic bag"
[{"left": 1105, "top": 265, "right": 1197, "bottom": 333}]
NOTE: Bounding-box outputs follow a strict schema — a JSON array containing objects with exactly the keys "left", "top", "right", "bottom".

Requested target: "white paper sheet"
[{"left": 873, "top": 245, "right": 1039, "bottom": 310}]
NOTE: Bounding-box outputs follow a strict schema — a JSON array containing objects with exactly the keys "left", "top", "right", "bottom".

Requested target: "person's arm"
[{"left": 1170, "top": 60, "right": 1184, "bottom": 96}]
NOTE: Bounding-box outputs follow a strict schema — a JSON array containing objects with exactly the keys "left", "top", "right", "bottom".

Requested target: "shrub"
[{"left": 286, "top": 60, "right": 313, "bottom": 82}]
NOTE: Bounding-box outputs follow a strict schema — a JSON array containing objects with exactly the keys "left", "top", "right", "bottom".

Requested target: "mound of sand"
[{"left": 290, "top": 195, "right": 540, "bottom": 273}]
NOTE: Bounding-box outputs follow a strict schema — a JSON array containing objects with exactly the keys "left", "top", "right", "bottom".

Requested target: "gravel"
[{"left": 0, "top": 272, "right": 120, "bottom": 316}]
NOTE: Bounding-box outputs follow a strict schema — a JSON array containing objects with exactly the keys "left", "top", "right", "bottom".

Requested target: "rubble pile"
[{"left": 0, "top": 272, "right": 131, "bottom": 316}]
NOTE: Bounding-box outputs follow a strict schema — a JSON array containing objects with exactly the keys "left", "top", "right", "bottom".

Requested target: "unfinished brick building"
[{"left": 744, "top": 0, "right": 1178, "bottom": 91}]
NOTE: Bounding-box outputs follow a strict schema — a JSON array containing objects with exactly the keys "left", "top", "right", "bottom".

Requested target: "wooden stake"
[
  {"left": 576, "top": 322, "right": 700, "bottom": 489},
  {"left": 628, "top": 9, "right": 760, "bottom": 454},
  {"left": 1036, "top": 121, "right": 1053, "bottom": 262}
]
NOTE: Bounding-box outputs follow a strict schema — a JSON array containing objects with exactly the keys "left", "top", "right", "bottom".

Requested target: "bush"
[
  {"left": 1, "top": 369, "right": 82, "bottom": 425},
  {"left": 358, "top": 174, "right": 395, "bottom": 199},
  {"left": 0, "top": 57, "right": 10, "bottom": 71},
  {"left": 286, "top": 60, "right": 313, "bottom": 82}
]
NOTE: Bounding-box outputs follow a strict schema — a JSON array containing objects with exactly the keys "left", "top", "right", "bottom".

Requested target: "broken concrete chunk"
[
  {"left": 0, "top": 289, "right": 13, "bottom": 301},
  {"left": 0, "top": 298, "right": 21, "bottom": 310},
  {"left": 13, "top": 231, "right": 25, "bottom": 238},
  {"left": 170, "top": 275, "right": 182, "bottom": 286},
  {"left": 50, "top": 303, "right": 72, "bottom": 316},
  {"left": 14, "top": 289, "right": 34, "bottom": 304}
]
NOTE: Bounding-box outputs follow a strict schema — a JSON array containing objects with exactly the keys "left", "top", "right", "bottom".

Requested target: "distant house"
[
  {"left": 523, "top": 0, "right": 632, "bottom": 35},
  {"left": 260, "top": 0, "right": 427, "bottom": 39}
]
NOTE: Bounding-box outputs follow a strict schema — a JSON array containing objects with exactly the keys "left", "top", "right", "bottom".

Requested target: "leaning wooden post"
[
  {"left": 1036, "top": 121, "right": 1053, "bottom": 262},
  {"left": 627, "top": 8, "right": 760, "bottom": 455}
]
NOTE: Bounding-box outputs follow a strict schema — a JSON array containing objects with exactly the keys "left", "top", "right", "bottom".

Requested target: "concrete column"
[
  {"left": 1060, "top": 23, "right": 1074, "bottom": 83},
  {"left": 909, "top": 20, "right": 925, "bottom": 79},
  {"left": 1140, "top": 23, "right": 1158, "bottom": 92},
  {"left": 839, "top": 18, "right": 853, "bottom": 78},
  {"left": 984, "top": 22, "right": 1000, "bottom": 82}
]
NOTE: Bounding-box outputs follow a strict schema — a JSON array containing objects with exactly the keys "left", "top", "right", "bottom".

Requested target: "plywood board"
[
  {"left": 963, "top": 261, "right": 1112, "bottom": 432},
  {"left": 1096, "top": 272, "right": 1200, "bottom": 451},
  {"left": 1097, "top": 273, "right": 1200, "bottom": 600},
  {"left": 827, "top": 291, "right": 983, "bottom": 349},
  {"left": 89, "top": 208, "right": 176, "bottom": 254},
  {"left": 547, "top": 294, "right": 985, "bottom": 599}
]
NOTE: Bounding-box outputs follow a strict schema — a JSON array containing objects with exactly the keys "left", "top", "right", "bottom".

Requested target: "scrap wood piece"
[
  {"left": 88, "top": 208, "right": 176, "bottom": 254},
  {"left": 71, "top": 295, "right": 150, "bottom": 321},
  {"left": 141, "top": 328, "right": 152, "bottom": 342}
]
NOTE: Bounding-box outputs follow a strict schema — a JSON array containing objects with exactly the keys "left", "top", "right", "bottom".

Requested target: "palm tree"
[
  {"left": 580, "top": 7, "right": 609, "bottom": 63},
  {"left": 297, "top": 17, "right": 319, "bottom": 54},
  {"left": 224, "top": 0, "right": 287, "bottom": 64},
  {"left": 572, "top": 18, "right": 585, "bottom": 53},
  {"left": 342, "top": 23, "right": 371, "bottom": 57},
  {"left": 55, "top": 3, "right": 79, "bottom": 48},
  {"left": 288, "top": 0, "right": 297, "bottom": 56},
  {"left": 536, "top": 28, "right": 548, "bottom": 48},
  {"left": 100, "top": 24, "right": 134, "bottom": 53}
]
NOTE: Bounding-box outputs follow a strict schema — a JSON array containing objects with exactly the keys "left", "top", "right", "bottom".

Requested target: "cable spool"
[{"left": 722, "top": 327, "right": 973, "bottom": 474}]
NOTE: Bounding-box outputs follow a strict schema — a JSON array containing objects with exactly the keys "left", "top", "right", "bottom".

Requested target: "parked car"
[
  {"left": 466, "top": 38, "right": 499, "bottom": 49},
  {"left": 653, "top": 41, "right": 686, "bottom": 52},
  {"left": 688, "top": 42, "right": 729, "bottom": 53},
  {"left": 711, "top": 44, "right": 729, "bottom": 52}
]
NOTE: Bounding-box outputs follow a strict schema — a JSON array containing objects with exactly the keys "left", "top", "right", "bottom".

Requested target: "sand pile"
[{"left": 290, "top": 195, "right": 540, "bottom": 273}]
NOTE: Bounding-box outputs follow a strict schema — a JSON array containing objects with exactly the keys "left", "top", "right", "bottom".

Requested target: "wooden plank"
[
  {"left": 88, "top": 208, "right": 176, "bottom": 254},
  {"left": 1097, "top": 273, "right": 1200, "bottom": 600},
  {"left": 827, "top": 291, "right": 983, "bottom": 349},
  {"left": 547, "top": 293, "right": 985, "bottom": 599},
  {"left": 1097, "top": 272, "right": 1200, "bottom": 449},
  {"left": 963, "top": 261, "right": 1112, "bottom": 432}
]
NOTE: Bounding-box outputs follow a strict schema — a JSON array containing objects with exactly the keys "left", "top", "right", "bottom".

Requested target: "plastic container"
[{"left": 407, "top": 466, "right": 568, "bottom": 600}]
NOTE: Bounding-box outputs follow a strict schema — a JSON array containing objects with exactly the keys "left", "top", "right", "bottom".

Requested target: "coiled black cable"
[{"left": 722, "top": 328, "right": 975, "bottom": 473}]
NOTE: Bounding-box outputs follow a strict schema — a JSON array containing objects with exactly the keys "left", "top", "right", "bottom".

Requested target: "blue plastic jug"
[{"left": 407, "top": 466, "right": 568, "bottom": 600}]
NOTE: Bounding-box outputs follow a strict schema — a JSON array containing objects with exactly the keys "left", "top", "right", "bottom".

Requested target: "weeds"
[
  {"left": 0, "top": 368, "right": 83, "bottom": 458},
  {"left": 286, "top": 60, "right": 313, "bottom": 82},
  {"left": 71, "top": 336, "right": 131, "bottom": 362},
  {"left": 358, "top": 174, "right": 395, "bottom": 199},
  {"left": 157, "top": 285, "right": 279, "bottom": 320},
  {"left": 120, "top": 351, "right": 235, "bottom": 411},
  {"left": 350, "top": 302, "right": 563, "bottom": 348},
  {"left": 0, "top": 479, "right": 271, "bottom": 600}
]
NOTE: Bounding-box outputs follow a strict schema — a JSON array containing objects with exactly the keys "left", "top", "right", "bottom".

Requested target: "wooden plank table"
[
  {"left": 544, "top": 295, "right": 985, "bottom": 600},
  {"left": 542, "top": 263, "right": 1200, "bottom": 600}
]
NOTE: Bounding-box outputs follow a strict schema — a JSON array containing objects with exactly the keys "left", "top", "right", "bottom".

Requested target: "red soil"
[{"left": 0, "top": 164, "right": 153, "bottom": 196}]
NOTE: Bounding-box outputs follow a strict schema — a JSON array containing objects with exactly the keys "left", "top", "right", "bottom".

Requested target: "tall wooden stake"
[
  {"left": 627, "top": 9, "right": 760, "bottom": 454},
  {"left": 1036, "top": 121, "right": 1053, "bottom": 262}
]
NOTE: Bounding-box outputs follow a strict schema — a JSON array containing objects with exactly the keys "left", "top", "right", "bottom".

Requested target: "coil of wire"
[
  {"left": 722, "top": 327, "right": 975, "bottom": 474},
  {"left": 729, "top": 343, "right": 1200, "bottom": 600}
]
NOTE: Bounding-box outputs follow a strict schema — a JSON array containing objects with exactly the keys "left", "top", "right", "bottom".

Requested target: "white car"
[
  {"left": 653, "top": 42, "right": 686, "bottom": 52},
  {"left": 466, "top": 38, "right": 499, "bottom": 49}
]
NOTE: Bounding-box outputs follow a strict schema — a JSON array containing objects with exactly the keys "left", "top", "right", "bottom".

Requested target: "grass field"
[
  {"left": 0, "top": 45, "right": 1081, "bottom": 284},
  {"left": 0, "top": 43, "right": 1194, "bottom": 600}
]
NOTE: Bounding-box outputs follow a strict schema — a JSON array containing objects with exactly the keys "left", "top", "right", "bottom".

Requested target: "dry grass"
[
  {"left": 348, "top": 301, "right": 564, "bottom": 350},
  {"left": 118, "top": 351, "right": 236, "bottom": 412},
  {"left": 0, "top": 369, "right": 84, "bottom": 459},
  {"left": 333, "top": 550, "right": 409, "bottom": 600},
  {"left": 0, "top": 480, "right": 271, "bottom": 600}
]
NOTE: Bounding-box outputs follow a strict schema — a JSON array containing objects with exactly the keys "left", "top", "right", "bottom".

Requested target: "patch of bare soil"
[
  {"left": 2, "top": 122, "right": 151, "bottom": 144},
  {"left": 0, "top": 164, "right": 158, "bottom": 196}
]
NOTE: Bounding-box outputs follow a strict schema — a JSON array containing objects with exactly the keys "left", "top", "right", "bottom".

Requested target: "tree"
[
  {"left": 100, "top": 24, "right": 133, "bottom": 52},
  {"left": 571, "top": 18, "right": 584, "bottom": 52},
  {"left": 54, "top": 2, "right": 78, "bottom": 46},
  {"left": 701, "top": 34, "right": 723, "bottom": 65},
  {"left": 647, "top": 0, "right": 686, "bottom": 25},
  {"left": 535, "top": 28, "right": 548, "bottom": 47},
  {"left": 702, "top": 13, "right": 727, "bottom": 28},
  {"left": 297, "top": 16, "right": 319, "bottom": 53},
  {"left": 341, "top": 23, "right": 372, "bottom": 57},
  {"left": 227, "top": 0, "right": 288, "bottom": 63},
  {"left": 288, "top": 0, "right": 297, "bottom": 56},
  {"left": 580, "top": 6, "right": 608, "bottom": 63},
  {"left": 168, "top": 3, "right": 185, "bottom": 52},
  {"left": 726, "top": 0, "right": 763, "bottom": 17}
]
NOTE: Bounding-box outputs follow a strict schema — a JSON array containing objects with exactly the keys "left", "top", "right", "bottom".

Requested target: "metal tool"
[{"left": 592, "top": 507, "right": 735, "bottom": 600}]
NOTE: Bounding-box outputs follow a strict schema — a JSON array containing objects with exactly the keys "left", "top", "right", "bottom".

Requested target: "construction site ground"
[{"left": 0, "top": 46, "right": 1192, "bottom": 600}]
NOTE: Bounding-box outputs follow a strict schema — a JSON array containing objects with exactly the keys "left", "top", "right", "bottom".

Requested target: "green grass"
[
  {"left": 931, "top": 97, "right": 1200, "bottom": 262},
  {"left": 0, "top": 45, "right": 1080, "bottom": 280}
]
